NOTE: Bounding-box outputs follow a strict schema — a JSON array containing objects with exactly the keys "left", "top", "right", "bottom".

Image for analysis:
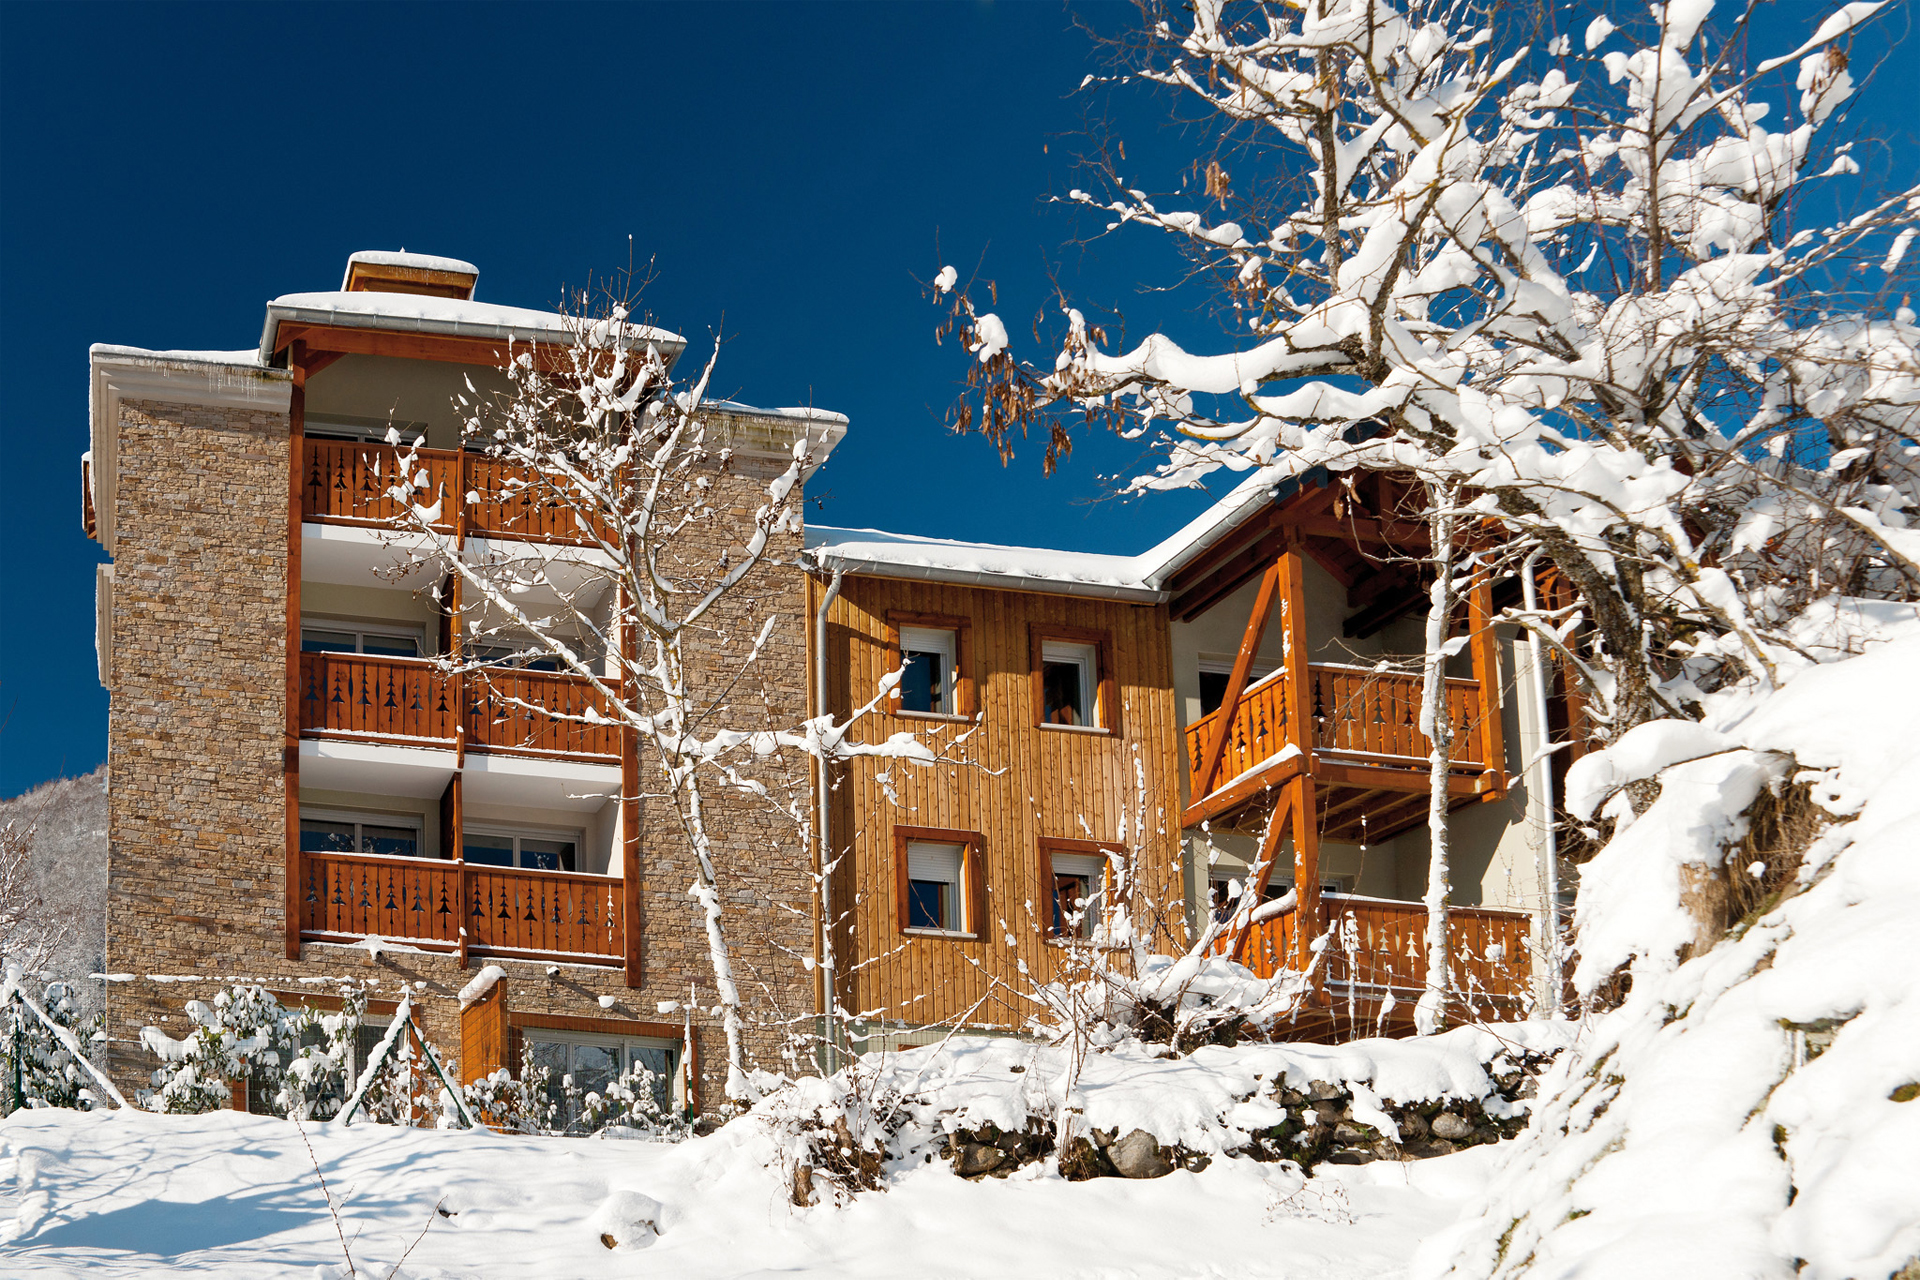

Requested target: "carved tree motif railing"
[
  {"left": 1184, "top": 663, "right": 1485, "bottom": 796},
  {"left": 299, "top": 653, "right": 619, "bottom": 760},
  {"left": 1221, "top": 893, "right": 1532, "bottom": 1005},
  {"left": 302, "top": 439, "right": 611, "bottom": 545},
  {"left": 298, "top": 850, "right": 624, "bottom": 964}
]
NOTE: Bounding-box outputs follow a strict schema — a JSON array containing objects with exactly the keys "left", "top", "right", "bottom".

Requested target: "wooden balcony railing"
[
  {"left": 302, "top": 439, "right": 611, "bottom": 546},
  {"left": 1221, "top": 893, "right": 1532, "bottom": 1004},
  {"left": 298, "top": 849, "right": 624, "bottom": 964},
  {"left": 1184, "top": 664, "right": 1485, "bottom": 795},
  {"left": 299, "top": 652, "right": 621, "bottom": 761}
]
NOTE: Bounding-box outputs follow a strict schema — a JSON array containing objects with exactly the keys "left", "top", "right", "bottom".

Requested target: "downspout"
[
  {"left": 1521, "top": 549, "right": 1562, "bottom": 1017},
  {"left": 813, "top": 566, "right": 845, "bottom": 1072}
]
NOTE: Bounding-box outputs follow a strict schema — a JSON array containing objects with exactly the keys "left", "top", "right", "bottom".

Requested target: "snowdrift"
[{"left": 1421, "top": 608, "right": 1920, "bottom": 1280}]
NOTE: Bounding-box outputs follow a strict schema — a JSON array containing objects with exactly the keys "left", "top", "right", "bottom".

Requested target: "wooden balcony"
[
  {"left": 1183, "top": 663, "right": 1496, "bottom": 836},
  {"left": 1218, "top": 893, "right": 1533, "bottom": 1030},
  {"left": 298, "top": 849, "right": 624, "bottom": 965},
  {"left": 302, "top": 438, "right": 612, "bottom": 546},
  {"left": 298, "top": 652, "right": 622, "bottom": 761}
]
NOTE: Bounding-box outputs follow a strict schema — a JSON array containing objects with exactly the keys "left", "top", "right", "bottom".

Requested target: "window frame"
[
  {"left": 1040, "top": 837, "right": 1125, "bottom": 942},
  {"left": 461, "top": 822, "right": 586, "bottom": 873},
  {"left": 883, "top": 612, "right": 975, "bottom": 721},
  {"left": 508, "top": 1012, "right": 693, "bottom": 1117},
  {"left": 1030, "top": 624, "right": 1118, "bottom": 735},
  {"left": 892, "top": 824, "right": 985, "bottom": 939},
  {"left": 300, "top": 615, "right": 428, "bottom": 659},
  {"left": 300, "top": 808, "right": 427, "bottom": 860}
]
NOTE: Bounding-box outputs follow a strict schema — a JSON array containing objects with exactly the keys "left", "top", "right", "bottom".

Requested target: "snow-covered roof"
[
  {"left": 258, "top": 291, "right": 687, "bottom": 365},
  {"left": 704, "top": 398, "right": 850, "bottom": 426},
  {"left": 807, "top": 526, "right": 1158, "bottom": 601},
  {"left": 344, "top": 249, "right": 478, "bottom": 280},
  {"left": 807, "top": 469, "right": 1295, "bottom": 603},
  {"left": 88, "top": 344, "right": 262, "bottom": 368}
]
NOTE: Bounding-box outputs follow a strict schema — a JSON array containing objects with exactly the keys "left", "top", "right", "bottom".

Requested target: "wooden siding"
[{"left": 817, "top": 575, "right": 1185, "bottom": 1031}]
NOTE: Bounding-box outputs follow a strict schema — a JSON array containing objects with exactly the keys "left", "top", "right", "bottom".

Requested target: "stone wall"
[{"left": 100, "top": 386, "right": 817, "bottom": 1111}]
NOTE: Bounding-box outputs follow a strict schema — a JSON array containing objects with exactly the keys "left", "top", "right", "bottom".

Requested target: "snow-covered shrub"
[
  {"left": 140, "top": 984, "right": 292, "bottom": 1114},
  {"left": 139, "top": 982, "right": 426, "bottom": 1120},
  {"left": 576, "top": 1059, "right": 686, "bottom": 1139},
  {"left": 460, "top": 1049, "right": 559, "bottom": 1134},
  {"left": 0, "top": 980, "right": 105, "bottom": 1113}
]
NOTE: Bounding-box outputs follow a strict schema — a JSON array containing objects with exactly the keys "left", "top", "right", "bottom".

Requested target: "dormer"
[{"left": 340, "top": 249, "right": 479, "bottom": 300}]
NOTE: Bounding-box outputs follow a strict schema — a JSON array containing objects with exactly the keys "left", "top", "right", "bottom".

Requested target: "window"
[
  {"left": 886, "top": 612, "right": 971, "bottom": 719},
  {"left": 907, "top": 841, "right": 964, "bottom": 931},
  {"left": 1208, "top": 875, "right": 1345, "bottom": 921},
  {"left": 468, "top": 642, "right": 563, "bottom": 673},
  {"left": 305, "top": 415, "right": 429, "bottom": 444},
  {"left": 1041, "top": 640, "right": 1096, "bottom": 726},
  {"left": 1032, "top": 627, "right": 1114, "bottom": 731},
  {"left": 301, "top": 620, "right": 423, "bottom": 658},
  {"left": 301, "top": 812, "right": 423, "bottom": 859},
  {"left": 897, "top": 626, "right": 957, "bottom": 715},
  {"left": 1048, "top": 848, "right": 1111, "bottom": 940},
  {"left": 523, "top": 1030, "right": 678, "bottom": 1125},
  {"left": 464, "top": 825, "right": 580, "bottom": 872},
  {"left": 1197, "top": 655, "right": 1278, "bottom": 716},
  {"left": 894, "top": 826, "right": 981, "bottom": 937},
  {"left": 245, "top": 1013, "right": 393, "bottom": 1117}
]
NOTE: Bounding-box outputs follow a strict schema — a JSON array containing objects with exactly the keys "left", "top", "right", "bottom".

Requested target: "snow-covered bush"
[
  {"left": 140, "top": 984, "right": 291, "bottom": 1114},
  {"left": 575, "top": 1059, "right": 686, "bottom": 1139},
  {"left": 0, "top": 980, "right": 105, "bottom": 1113},
  {"left": 139, "top": 982, "right": 421, "bottom": 1120},
  {"left": 460, "top": 1049, "right": 558, "bottom": 1134}
]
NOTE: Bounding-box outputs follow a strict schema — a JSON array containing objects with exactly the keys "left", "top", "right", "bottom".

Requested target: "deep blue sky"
[
  {"left": 0, "top": 0, "right": 1212, "bottom": 795},
  {"left": 1, "top": 1, "right": 1912, "bottom": 796}
]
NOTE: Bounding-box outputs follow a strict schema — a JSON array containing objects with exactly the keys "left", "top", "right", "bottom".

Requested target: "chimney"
[{"left": 341, "top": 250, "right": 479, "bottom": 300}]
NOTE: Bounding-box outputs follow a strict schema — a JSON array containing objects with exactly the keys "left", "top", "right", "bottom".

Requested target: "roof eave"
[{"left": 257, "top": 301, "right": 690, "bottom": 368}]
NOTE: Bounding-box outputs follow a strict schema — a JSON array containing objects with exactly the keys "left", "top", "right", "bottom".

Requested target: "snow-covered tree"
[
  {"left": 938, "top": 0, "right": 1920, "bottom": 984},
  {"left": 382, "top": 287, "right": 938, "bottom": 1101}
]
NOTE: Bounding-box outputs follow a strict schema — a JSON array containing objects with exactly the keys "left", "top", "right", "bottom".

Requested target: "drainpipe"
[
  {"left": 813, "top": 567, "right": 845, "bottom": 1072},
  {"left": 1521, "top": 549, "right": 1562, "bottom": 1017}
]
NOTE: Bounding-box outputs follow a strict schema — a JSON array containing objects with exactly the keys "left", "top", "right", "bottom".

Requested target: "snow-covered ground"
[{"left": 1, "top": 1107, "right": 1502, "bottom": 1279}]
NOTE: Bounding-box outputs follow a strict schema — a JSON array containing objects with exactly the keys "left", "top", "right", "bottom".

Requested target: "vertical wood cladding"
[{"left": 817, "top": 575, "right": 1186, "bottom": 1030}]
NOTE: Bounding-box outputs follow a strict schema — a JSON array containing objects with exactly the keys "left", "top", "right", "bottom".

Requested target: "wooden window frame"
[
  {"left": 1039, "top": 837, "right": 1125, "bottom": 942},
  {"left": 893, "top": 824, "right": 986, "bottom": 939},
  {"left": 1030, "top": 624, "right": 1119, "bottom": 736},
  {"left": 882, "top": 611, "right": 975, "bottom": 721}
]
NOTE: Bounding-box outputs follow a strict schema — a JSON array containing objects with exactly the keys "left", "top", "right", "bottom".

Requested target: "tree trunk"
[{"left": 1415, "top": 484, "right": 1459, "bottom": 1036}]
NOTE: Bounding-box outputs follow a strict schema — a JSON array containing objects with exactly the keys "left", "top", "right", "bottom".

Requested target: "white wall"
[{"left": 306, "top": 355, "right": 514, "bottom": 449}]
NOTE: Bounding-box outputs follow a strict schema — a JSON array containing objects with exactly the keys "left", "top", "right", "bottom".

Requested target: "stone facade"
[{"left": 100, "top": 374, "right": 817, "bottom": 1111}]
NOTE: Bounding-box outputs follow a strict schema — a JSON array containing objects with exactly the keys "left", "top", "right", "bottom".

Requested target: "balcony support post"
[
  {"left": 440, "top": 772, "right": 467, "bottom": 968},
  {"left": 1193, "top": 555, "right": 1282, "bottom": 800},
  {"left": 284, "top": 349, "right": 307, "bottom": 961},
  {"left": 1288, "top": 772, "right": 1323, "bottom": 1001}
]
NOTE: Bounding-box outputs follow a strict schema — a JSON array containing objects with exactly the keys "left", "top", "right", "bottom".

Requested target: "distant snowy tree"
[
  {"left": 0, "top": 767, "right": 107, "bottom": 995},
  {"left": 939, "top": 0, "right": 1920, "bottom": 994}
]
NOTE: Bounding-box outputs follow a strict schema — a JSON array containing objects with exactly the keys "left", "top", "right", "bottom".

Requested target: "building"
[
  {"left": 86, "top": 251, "right": 840, "bottom": 1111},
  {"left": 85, "top": 251, "right": 1566, "bottom": 1115},
  {"left": 808, "top": 471, "right": 1575, "bottom": 1041}
]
